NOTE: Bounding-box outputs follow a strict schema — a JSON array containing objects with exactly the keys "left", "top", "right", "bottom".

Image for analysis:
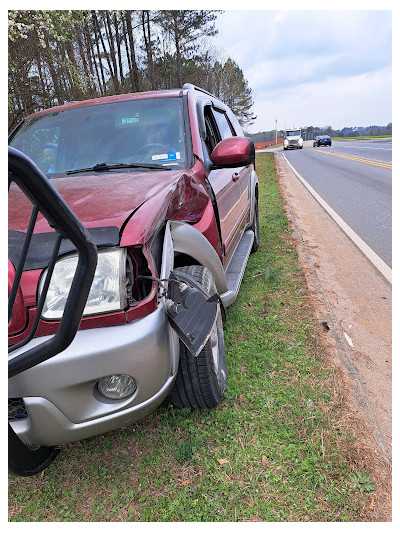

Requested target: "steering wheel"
[{"left": 137, "top": 143, "right": 169, "bottom": 154}]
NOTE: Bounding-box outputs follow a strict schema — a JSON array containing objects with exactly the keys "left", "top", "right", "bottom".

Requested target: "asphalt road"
[{"left": 274, "top": 140, "right": 392, "bottom": 268}]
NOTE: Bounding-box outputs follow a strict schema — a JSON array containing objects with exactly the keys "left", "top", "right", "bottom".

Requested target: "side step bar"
[{"left": 220, "top": 230, "right": 254, "bottom": 308}]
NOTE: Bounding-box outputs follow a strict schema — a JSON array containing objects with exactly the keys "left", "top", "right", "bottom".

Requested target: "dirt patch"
[{"left": 275, "top": 153, "right": 392, "bottom": 521}]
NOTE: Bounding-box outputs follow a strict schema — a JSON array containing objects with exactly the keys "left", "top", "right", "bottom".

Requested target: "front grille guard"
[
  {"left": 8, "top": 147, "right": 98, "bottom": 379},
  {"left": 8, "top": 147, "right": 98, "bottom": 476}
]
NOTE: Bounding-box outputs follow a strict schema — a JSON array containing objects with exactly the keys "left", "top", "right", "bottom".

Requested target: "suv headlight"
[
  {"left": 284, "top": 139, "right": 288, "bottom": 146},
  {"left": 39, "top": 248, "right": 127, "bottom": 320}
]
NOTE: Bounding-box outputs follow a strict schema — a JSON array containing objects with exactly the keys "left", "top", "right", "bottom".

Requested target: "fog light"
[{"left": 97, "top": 375, "right": 136, "bottom": 400}]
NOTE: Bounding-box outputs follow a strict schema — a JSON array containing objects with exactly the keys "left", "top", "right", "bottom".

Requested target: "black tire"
[
  {"left": 8, "top": 424, "right": 60, "bottom": 476},
  {"left": 250, "top": 193, "right": 260, "bottom": 253},
  {"left": 169, "top": 266, "right": 227, "bottom": 409}
]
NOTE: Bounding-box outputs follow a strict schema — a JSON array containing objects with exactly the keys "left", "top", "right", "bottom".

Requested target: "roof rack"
[{"left": 182, "top": 83, "right": 217, "bottom": 99}]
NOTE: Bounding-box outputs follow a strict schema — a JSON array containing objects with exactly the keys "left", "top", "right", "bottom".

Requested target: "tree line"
[
  {"left": 250, "top": 123, "right": 392, "bottom": 142},
  {"left": 8, "top": 10, "right": 255, "bottom": 132}
]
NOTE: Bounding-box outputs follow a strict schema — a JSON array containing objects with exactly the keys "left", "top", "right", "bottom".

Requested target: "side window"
[
  {"left": 203, "top": 106, "right": 220, "bottom": 156},
  {"left": 202, "top": 105, "right": 237, "bottom": 159},
  {"left": 212, "top": 109, "right": 236, "bottom": 140}
]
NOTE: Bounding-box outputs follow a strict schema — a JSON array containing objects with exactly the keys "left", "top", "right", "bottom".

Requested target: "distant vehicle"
[
  {"left": 313, "top": 135, "right": 332, "bottom": 147},
  {"left": 283, "top": 129, "right": 303, "bottom": 150}
]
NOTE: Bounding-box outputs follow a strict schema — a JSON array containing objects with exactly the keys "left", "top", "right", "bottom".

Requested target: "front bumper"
[
  {"left": 285, "top": 142, "right": 301, "bottom": 149},
  {"left": 8, "top": 305, "right": 179, "bottom": 446}
]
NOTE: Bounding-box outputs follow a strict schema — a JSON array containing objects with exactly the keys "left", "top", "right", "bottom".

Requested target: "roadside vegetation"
[
  {"left": 8, "top": 153, "right": 376, "bottom": 522},
  {"left": 8, "top": 10, "right": 255, "bottom": 132}
]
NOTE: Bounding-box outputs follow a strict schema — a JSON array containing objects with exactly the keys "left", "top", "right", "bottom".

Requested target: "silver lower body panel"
[{"left": 8, "top": 305, "right": 179, "bottom": 446}]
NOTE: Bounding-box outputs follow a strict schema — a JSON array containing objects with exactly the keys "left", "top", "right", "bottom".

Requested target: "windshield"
[
  {"left": 286, "top": 131, "right": 301, "bottom": 137},
  {"left": 9, "top": 97, "right": 187, "bottom": 176}
]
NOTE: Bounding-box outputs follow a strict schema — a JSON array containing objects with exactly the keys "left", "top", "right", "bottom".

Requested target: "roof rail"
[{"left": 182, "top": 83, "right": 217, "bottom": 99}]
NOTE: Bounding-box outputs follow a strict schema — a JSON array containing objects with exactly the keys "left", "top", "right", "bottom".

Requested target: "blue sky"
[{"left": 214, "top": 9, "right": 392, "bottom": 133}]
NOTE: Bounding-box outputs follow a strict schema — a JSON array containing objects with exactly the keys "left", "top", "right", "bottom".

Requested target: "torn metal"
[{"left": 165, "top": 270, "right": 220, "bottom": 357}]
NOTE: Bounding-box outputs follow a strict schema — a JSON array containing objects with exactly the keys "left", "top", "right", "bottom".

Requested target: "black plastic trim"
[{"left": 9, "top": 226, "right": 119, "bottom": 272}]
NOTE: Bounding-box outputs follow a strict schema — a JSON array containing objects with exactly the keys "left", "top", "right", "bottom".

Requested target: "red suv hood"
[{"left": 9, "top": 169, "right": 184, "bottom": 233}]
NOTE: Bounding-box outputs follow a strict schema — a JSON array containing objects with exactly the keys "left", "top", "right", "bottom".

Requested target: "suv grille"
[{"left": 8, "top": 398, "right": 29, "bottom": 421}]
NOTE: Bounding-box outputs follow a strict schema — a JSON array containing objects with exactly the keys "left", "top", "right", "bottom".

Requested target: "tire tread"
[{"left": 169, "top": 266, "right": 226, "bottom": 410}]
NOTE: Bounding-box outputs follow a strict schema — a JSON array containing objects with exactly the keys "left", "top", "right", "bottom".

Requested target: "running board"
[{"left": 220, "top": 230, "right": 254, "bottom": 308}]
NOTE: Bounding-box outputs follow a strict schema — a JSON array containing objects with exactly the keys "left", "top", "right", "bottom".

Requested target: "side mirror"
[{"left": 210, "top": 136, "right": 255, "bottom": 169}]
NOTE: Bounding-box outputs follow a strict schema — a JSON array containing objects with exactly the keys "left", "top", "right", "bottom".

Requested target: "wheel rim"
[
  {"left": 253, "top": 201, "right": 259, "bottom": 246},
  {"left": 210, "top": 309, "right": 226, "bottom": 391},
  {"left": 210, "top": 321, "right": 219, "bottom": 369},
  {"left": 255, "top": 208, "right": 259, "bottom": 242}
]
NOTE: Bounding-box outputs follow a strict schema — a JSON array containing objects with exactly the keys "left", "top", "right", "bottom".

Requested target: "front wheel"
[
  {"left": 169, "top": 266, "right": 227, "bottom": 409},
  {"left": 8, "top": 424, "right": 60, "bottom": 476}
]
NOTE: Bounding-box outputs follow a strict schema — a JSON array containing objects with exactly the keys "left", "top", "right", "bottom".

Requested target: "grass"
[{"left": 8, "top": 153, "right": 374, "bottom": 522}]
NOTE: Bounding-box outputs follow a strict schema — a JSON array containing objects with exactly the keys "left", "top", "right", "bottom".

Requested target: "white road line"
[{"left": 282, "top": 154, "right": 392, "bottom": 285}]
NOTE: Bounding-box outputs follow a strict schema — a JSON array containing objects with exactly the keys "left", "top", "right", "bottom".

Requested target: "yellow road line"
[{"left": 306, "top": 147, "right": 392, "bottom": 169}]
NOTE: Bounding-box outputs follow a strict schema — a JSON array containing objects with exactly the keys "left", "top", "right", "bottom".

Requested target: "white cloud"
[
  {"left": 215, "top": 9, "right": 392, "bottom": 131},
  {"left": 250, "top": 67, "right": 392, "bottom": 132}
]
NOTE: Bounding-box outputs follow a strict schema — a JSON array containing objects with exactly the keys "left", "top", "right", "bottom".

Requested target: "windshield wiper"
[{"left": 66, "top": 162, "right": 173, "bottom": 175}]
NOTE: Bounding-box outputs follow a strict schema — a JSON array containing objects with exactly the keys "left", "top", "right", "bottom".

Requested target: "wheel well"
[{"left": 173, "top": 252, "right": 200, "bottom": 269}]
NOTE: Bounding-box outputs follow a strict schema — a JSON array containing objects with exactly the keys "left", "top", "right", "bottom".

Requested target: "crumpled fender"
[
  {"left": 163, "top": 221, "right": 228, "bottom": 295},
  {"left": 120, "top": 169, "right": 209, "bottom": 247}
]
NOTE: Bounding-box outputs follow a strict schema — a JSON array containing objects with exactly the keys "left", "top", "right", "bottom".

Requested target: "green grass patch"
[{"left": 8, "top": 153, "right": 373, "bottom": 522}]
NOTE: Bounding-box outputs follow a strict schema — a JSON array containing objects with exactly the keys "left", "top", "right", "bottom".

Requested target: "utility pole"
[{"left": 275, "top": 118, "right": 277, "bottom": 145}]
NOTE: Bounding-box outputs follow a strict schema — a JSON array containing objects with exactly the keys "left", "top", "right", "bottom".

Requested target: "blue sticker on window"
[{"left": 152, "top": 152, "right": 181, "bottom": 162}]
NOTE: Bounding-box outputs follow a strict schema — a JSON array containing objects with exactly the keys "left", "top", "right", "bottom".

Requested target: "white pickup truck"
[{"left": 283, "top": 129, "right": 303, "bottom": 150}]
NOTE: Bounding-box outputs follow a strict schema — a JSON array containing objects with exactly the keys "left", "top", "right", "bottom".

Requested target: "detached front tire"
[{"left": 169, "top": 266, "right": 227, "bottom": 409}]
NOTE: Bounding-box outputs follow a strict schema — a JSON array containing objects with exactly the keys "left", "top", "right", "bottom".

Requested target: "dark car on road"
[
  {"left": 313, "top": 135, "right": 332, "bottom": 147},
  {"left": 8, "top": 84, "right": 259, "bottom": 450}
]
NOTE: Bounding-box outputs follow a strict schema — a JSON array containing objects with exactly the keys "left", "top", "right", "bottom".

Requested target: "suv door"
[{"left": 201, "top": 104, "right": 251, "bottom": 265}]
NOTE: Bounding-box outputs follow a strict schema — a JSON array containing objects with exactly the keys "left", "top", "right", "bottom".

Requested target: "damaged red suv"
[{"left": 8, "top": 84, "right": 259, "bottom": 447}]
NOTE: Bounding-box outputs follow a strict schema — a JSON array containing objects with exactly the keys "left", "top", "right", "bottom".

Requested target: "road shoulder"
[{"left": 275, "top": 152, "right": 392, "bottom": 520}]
